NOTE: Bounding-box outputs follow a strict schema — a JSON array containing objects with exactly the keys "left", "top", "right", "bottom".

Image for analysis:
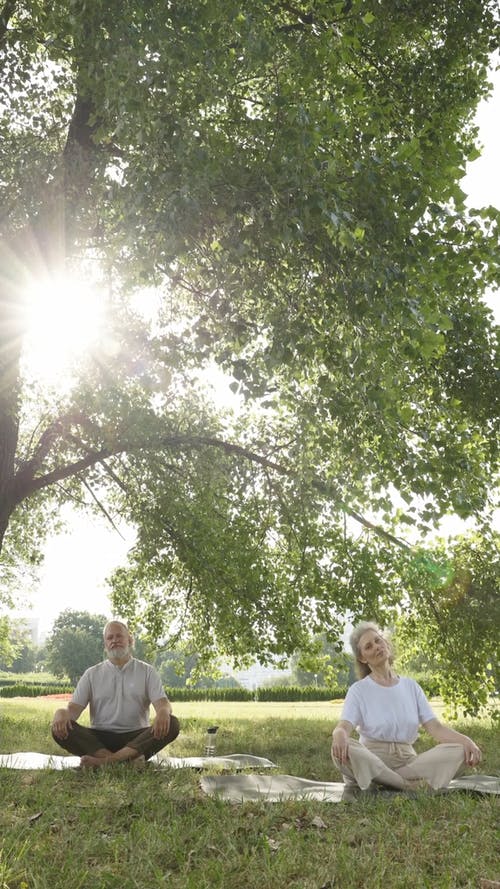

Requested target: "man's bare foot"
[
  {"left": 80, "top": 753, "right": 146, "bottom": 769},
  {"left": 80, "top": 754, "right": 113, "bottom": 769},
  {"left": 129, "top": 755, "right": 146, "bottom": 769}
]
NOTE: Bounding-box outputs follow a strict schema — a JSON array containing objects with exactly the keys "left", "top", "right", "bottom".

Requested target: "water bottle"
[{"left": 204, "top": 725, "right": 219, "bottom": 756}]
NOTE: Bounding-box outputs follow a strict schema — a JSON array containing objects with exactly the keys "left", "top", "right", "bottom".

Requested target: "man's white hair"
[{"left": 103, "top": 619, "right": 132, "bottom": 638}]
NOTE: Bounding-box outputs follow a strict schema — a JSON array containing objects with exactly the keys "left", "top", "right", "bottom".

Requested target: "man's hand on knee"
[
  {"left": 151, "top": 699, "right": 172, "bottom": 739},
  {"left": 152, "top": 711, "right": 171, "bottom": 739},
  {"left": 51, "top": 708, "right": 74, "bottom": 740}
]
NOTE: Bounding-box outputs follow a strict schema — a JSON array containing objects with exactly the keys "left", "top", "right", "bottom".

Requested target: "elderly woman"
[{"left": 331, "top": 622, "right": 481, "bottom": 790}]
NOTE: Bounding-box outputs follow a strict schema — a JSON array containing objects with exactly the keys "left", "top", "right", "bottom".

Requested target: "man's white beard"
[{"left": 106, "top": 646, "right": 131, "bottom": 660}]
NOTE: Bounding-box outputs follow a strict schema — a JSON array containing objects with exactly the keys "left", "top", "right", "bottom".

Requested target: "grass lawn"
[{"left": 0, "top": 698, "right": 498, "bottom": 888}]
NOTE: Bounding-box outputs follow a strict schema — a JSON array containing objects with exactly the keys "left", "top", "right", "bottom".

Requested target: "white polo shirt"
[
  {"left": 71, "top": 658, "right": 168, "bottom": 731},
  {"left": 341, "top": 675, "right": 435, "bottom": 744}
]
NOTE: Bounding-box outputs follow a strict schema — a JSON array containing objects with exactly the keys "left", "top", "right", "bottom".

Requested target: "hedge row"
[
  {"left": 0, "top": 684, "right": 74, "bottom": 697},
  {"left": 0, "top": 680, "right": 441, "bottom": 701},
  {"left": 165, "top": 685, "right": 349, "bottom": 702},
  {"left": 255, "top": 685, "right": 348, "bottom": 701},
  {"left": 0, "top": 683, "right": 347, "bottom": 701},
  {"left": 165, "top": 686, "right": 254, "bottom": 702}
]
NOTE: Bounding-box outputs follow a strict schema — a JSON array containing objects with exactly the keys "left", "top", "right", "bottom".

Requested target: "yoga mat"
[
  {"left": 0, "top": 751, "right": 276, "bottom": 771},
  {"left": 201, "top": 774, "right": 354, "bottom": 802},
  {"left": 445, "top": 774, "right": 500, "bottom": 794},
  {"left": 200, "top": 772, "right": 500, "bottom": 802}
]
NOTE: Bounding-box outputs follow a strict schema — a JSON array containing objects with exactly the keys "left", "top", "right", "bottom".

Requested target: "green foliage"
[
  {"left": 7, "top": 641, "right": 39, "bottom": 673},
  {"left": 0, "top": 0, "right": 499, "bottom": 718},
  {"left": 153, "top": 649, "right": 238, "bottom": 689},
  {"left": 290, "top": 635, "right": 356, "bottom": 687},
  {"left": 0, "top": 617, "right": 40, "bottom": 670},
  {"left": 395, "top": 529, "right": 500, "bottom": 719},
  {"left": 404, "top": 672, "right": 442, "bottom": 699},
  {"left": 0, "top": 616, "right": 15, "bottom": 666},
  {"left": 0, "top": 618, "right": 45, "bottom": 673},
  {"left": 45, "top": 609, "right": 108, "bottom": 684}
]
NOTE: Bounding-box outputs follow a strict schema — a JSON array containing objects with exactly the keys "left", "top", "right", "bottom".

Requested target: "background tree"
[
  {"left": 0, "top": 617, "right": 39, "bottom": 671},
  {"left": 0, "top": 1, "right": 499, "bottom": 712},
  {"left": 394, "top": 529, "right": 500, "bottom": 717},
  {"left": 0, "top": 616, "right": 16, "bottom": 667},
  {"left": 289, "top": 636, "right": 355, "bottom": 689},
  {"left": 46, "top": 609, "right": 108, "bottom": 684},
  {"left": 153, "top": 650, "right": 240, "bottom": 689},
  {"left": 8, "top": 637, "right": 39, "bottom": 673}
]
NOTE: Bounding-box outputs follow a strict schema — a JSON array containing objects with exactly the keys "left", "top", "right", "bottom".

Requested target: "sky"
[{"left": 13, "top": 66, "right": 500, "bottom": 642}]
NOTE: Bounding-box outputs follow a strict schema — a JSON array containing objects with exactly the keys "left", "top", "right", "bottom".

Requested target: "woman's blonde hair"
[{"left": 349, "top": 621, "right": 394, "bottom": 678}]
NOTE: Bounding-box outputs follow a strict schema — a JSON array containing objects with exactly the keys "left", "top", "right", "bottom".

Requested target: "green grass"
[{"left": 0, "top": 699, "right": 498, "bottom": 889}]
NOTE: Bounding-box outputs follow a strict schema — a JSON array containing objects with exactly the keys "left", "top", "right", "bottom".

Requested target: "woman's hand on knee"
[
  {"left": 462, "top": 737, "right": 482, "bottom": 766},
  {"left": 331, "top": 727, "right": 349, "bottom": 764}
]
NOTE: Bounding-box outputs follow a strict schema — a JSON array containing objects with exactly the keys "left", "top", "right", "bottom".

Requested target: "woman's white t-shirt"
[{"left": 341, "top": 675, "right": 435, "bottom": 744}]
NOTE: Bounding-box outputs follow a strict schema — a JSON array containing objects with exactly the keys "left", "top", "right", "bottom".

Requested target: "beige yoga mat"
[
  {"left": 0, "top": 752, "right": 276, "bottom": 771},
  {"left": 200, "top": 773, "right": 500, "bottom": 802}
]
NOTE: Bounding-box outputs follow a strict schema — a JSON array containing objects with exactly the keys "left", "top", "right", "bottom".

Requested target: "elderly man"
[{"left": 51, "top": 620, "right": 179, "bottom": 767}]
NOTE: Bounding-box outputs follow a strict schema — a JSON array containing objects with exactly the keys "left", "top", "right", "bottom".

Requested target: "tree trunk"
[
  {"left": 0, "top": 78, "right": 102, "bottom": 557},
  {"left": 0, "top": 269, "right": 23, "bottom": 555}
]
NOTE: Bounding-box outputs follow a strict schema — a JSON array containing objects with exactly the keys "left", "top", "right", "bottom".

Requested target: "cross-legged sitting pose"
[
  {"left": 51, "top": 620, "right": 179, "bottom": 768},
  {"left": 331, "top": 621, "right": 481, "bottom": 791}
]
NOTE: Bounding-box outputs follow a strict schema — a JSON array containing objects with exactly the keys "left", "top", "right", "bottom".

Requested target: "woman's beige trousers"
[{"left": 333, "top": 738, "right": 465, "bottom": 790}]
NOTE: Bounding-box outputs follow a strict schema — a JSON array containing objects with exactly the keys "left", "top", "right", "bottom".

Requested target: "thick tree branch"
[
  {"left": 10, "top": 430, "right": 411, "bottom": 551},
  {"left": 13, "top": 412, "right": 97, "bottom": 496},
  {"left": 18, "top": 450, "right": 111, "bottom": 494}
]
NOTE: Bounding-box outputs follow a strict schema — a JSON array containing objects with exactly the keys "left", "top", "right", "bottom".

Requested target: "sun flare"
[{"left": 21, "top": 272, "right": 105, "bottom": 386}]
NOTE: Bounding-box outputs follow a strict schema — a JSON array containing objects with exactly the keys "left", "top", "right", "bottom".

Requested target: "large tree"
[
  {"left": 1, "top": 1, "right": 499, "bottom": 710},
  {"left": 45, "top": 609, "right": 108, "bottom": 684}
]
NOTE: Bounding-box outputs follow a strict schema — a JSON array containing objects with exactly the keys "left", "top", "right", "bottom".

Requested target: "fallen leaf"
[
  {"left": 266, "top": 837, "right": 281, "bottom": 852},
  {"left": 480, "top": 881, "right": 500, "bottom": 888},
  {"left": 311, "top": 815, "right": 327, "bottom": 829},
  {"left": 28, "top": 812, "right": 43, "bottom": 823}
]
